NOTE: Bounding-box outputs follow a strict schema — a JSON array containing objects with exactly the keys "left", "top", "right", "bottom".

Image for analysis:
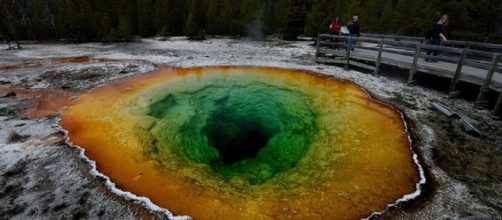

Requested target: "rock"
[
  {"left": 7, "top": 131, "right": 30, "bottom": 143},
  {"left": 3, "top": 92, "right": 16, "bottom": 97}
]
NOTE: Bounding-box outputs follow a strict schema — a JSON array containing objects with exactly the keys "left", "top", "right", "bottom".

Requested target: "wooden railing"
[
  {"left": 361, "top": 33, "right": 502, "bottom": 53},
  {"left": 316, "top": 33, "right": 502, "bottom": 116}
]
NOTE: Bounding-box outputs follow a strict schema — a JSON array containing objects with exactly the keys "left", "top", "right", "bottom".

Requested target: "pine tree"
[
  {"left": 137, "top": 0, "right": 155, "bottom": 37},
  {"left": 1, "top": 0, "right": 501, "bottom": 43},
  {"left": 305, "top": 0, "right": 332, "bottom": 37},
  {"left": 220, "top": 0, "right": 241, "bottom": 36},
  {"left": 166, "top": 0, "right": 188, "bottom": 36},
  {"left": 378, "top": 0, "right": 395, "bottom": 34},
  {"left": 154, "top": 0, "right": 169, "bottom": 35},
  {"left": 185, "top": 11, "right": 199, "bottom": 40},
  {"left": 0, "top": 1, "right": 22, "bottom": 48},
  {"left": 206, "top": 0, "right": 223, "bottom": 36},
  {"left": 100, "top": 15, "right": 112, "bottom": 41},
  {"left": 30, "top": 0, "right": 45, "bottom": 40},
  {"left": 275, "top": 0, "right": 309, "bottom": 40},
  {"left": 105, "top": 28, "right": 118, "bottom": 43},
  {"left": 184, "top": 0, "right": 205, "bottom": 40},
  {"left": 117, "top": 17, "right": 132, "bottom": 41},
  {"left": 342, "top": 0, "right": 360, "bottom": 26},
  {"left": 361, "top": 0, "right": 386, "bottom": 33}
]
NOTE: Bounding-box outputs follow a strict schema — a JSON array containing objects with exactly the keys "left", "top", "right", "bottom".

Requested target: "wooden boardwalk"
[
  {"left": 343, "top": 45, "right": 502, "bottom": 91},
  {"left": 316, "top": 34, "right": 502, "bottom": 115}
]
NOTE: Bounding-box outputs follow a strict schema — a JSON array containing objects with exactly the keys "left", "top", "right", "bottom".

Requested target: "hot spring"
[{"left": 61, "top": 67, "right": 423, "bottom": 219}]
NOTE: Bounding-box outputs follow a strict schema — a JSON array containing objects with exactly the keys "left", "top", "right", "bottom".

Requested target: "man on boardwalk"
[{"left": 347, "top": 15, "right": 360, "bottom": 51}]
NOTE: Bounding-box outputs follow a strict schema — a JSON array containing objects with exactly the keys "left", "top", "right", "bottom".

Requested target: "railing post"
[
  {"left": 448, "top": 49, "right": 467, "bottom": 96},
  {"left": 408, "top": 43, "right": 422, "bottom": 84},
  {"left": 345, "top": 36, "right": 351, "bottom": 70},
  {"left": 374, "top": 40, "right": 383, "bottom": 75},
  {"left": 476, "top": 53, "right": 500, "bottom": 103},
  {"left": 315, "top": 34, "right": 321, "bottom": 60},
  {"left": 493, "top": 91, "right": 502, "bottom": 117}
]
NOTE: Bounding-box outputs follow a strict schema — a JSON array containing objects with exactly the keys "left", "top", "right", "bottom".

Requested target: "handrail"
[
  {"left": 358, "top": 33, "right": 502, "bottom": 53},
  {"left": 361, "top": 33, "right": 425, "bottom": 42},
  {"left": 319, "top": 34, "right": 500, "bottom": 58},
  {"left": 445, "top": 40, "right": 502, "bottom": 51},
  {"left": 316, "top": 33, "right": 502, "bottom": 115},
  {"left": 320, "top": 34, "right": 462, "bottom": 54}
]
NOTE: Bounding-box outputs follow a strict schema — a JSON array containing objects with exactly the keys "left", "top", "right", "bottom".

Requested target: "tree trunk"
[
  {"left": 0, "top": 33, "right": 13, "bottom": 49},
  {"left": 0, "top": 4, "right": 22, "bottom": 49}
]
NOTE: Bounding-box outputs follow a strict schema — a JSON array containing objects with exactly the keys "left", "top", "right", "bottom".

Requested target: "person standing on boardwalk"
[
  {"left": 329, "top": 16, "right": 342, "bottom": 49},
  {"left": 347, "top": 15, "right": 360, "bottom": 51},
  {"left": 426, "top": 14, "right": 448, "bottom": 62},
  {"left": 329, "top": 16, "right": 342, "bottom": 35}
]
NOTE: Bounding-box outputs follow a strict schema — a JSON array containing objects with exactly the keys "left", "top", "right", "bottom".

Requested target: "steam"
[{"left": 246, "top": 8, "right": 265, "bottom": 41}]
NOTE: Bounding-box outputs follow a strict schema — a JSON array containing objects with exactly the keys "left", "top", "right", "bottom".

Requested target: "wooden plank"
[
  {"left": 319, "top": 34, "right": 350, "bottom": 41},
  {"left": 348, "top": 60, "right": 377, "bottom": 70},
  {"left": 464, "top": 60, "right": 492, "bottom": 71},
  {"left": 382, "top": 59, "right": 413, "bottom": 69},
  {"left": 335, "top": 55, "right": 378, "bottom": 71},
  {"left": 317, "top": 48, "right": 347, "bottom": 57},
  {"left": 465, "top": 48, "right": 496, "bottom": 59},
  {"left": 446, "top": 40, "right": 502, "bottom": 51},
  {"left": 345, "top": 37, "right": 352, "bottom": 70},
  {"left": 448, "top": 49, "right": 467, "bottom": 94},
  {"left": 355, "top": 45, "right": 381, "bottom": 52},
  {"left": 416, "top": 65, "right": 455, "bottom": 78},
  {"left": 421, "top": 54, "right": 459, "bottom": 64},
  {"left": 316, "top": 34, "right": 320, "bottom": 60},
  {"left": 353, "top": 36, "right": 382, "bottom": 43},
  {"left": 374, "top": 40, "right": 383, "bottom": 75},
  {"left": 477, "top": 54, "right": 500, "bottom": 102},
  {"left": 408, "top": 44, "right": 422, "bottom": 83},
  {"left": 316, "top": 57, "right": 346, "bottom": 65},
  {"left": 361, "top": 33, "right": 502, "bottom": 52},
  {"left": 361, "top": 33, "right": 425, "bottom": 42},
  {"left": 421, "top": 44, "right": 464, "bottom": 54},
  {"left": 381, "top": 40, "right": 420, "bottom": 48},
  {"left": 380, "top": 48, "right": 415, "bottom": 57},
  {"left": 319, "top": 41, "right": 347, "bottom": 47},
  {"left": 352, "top": 53, "right": 412, "bottom": 69}
]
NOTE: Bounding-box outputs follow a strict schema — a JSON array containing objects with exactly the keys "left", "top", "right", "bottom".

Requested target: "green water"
[{"left": 146, "top": 82, "right": 317, "bottom": 184}]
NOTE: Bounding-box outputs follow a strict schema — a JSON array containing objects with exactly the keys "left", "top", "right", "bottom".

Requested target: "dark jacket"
[
  {"left": 431, "top": 23, "right": 444, "bottom": 39},
  {"left": 348, "top": 21, "right": 360, "bottom": 36}
]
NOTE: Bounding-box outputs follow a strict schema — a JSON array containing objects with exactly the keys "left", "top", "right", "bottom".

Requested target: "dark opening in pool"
[
  {"left": 204, "top": 113, "right": 274, "bottom": 164},
  {"left": 145, "top": 81, "right": 317, "bottom": 184}
]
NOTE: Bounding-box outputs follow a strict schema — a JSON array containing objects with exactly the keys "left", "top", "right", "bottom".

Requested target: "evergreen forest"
[{"left": 0, "top": 0, "right": 501, "bottom": 43}]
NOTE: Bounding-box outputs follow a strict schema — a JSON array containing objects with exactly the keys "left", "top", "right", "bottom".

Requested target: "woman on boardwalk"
[
  {"left": 329, "top": 16, "right": 342, "bottom": 49},
  {"left": 329, "top": 16, "right": 342, "bottom": 35},
  {"left": 426, "top": 14, "right": 448, "bottom": 62}
]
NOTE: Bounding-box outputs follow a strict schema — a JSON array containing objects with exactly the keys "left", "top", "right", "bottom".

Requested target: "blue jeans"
[
  {"left": 427, "top": 37, "right": 441, "bottom": 57},
  {"left": 349, "top": 34, "right": 358, "bottom": 49}
]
